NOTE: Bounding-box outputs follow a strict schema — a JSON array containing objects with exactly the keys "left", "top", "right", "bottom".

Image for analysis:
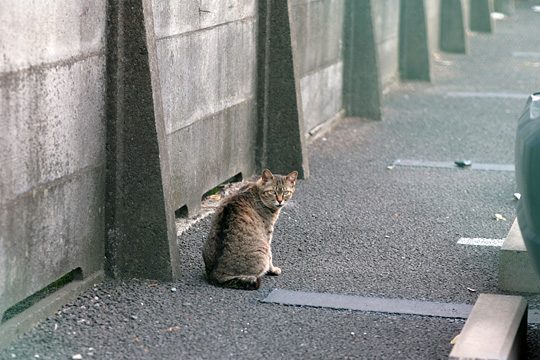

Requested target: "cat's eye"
[{"left": 283, "top": 191, "right": 291, "bottom": 196}]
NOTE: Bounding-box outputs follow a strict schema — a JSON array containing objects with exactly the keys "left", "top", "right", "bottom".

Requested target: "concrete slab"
[
  {"left": 469, "top": 0, "right": 494, "bottom": 33},
  {"left": 499, "top": 219, "right": 540, "bottom": 293},
  {"left": 0, "top": 0, "right": 106, "bottom": 72},
  {"left": 440, "top": 0, "right": 467, "bottom": 53},
  {"left": 449, "top": 294, "right": 527, "bottom": 360},
  {"left": 262, "top": 289, "right": 474, "bottom": 319}
]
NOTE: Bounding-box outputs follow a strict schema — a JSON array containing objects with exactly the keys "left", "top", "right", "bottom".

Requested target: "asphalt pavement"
[{"left": 2, "top": 3, "right": 540, "bottom": 359}]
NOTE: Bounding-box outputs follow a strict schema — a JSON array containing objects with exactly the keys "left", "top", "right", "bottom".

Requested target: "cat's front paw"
[{"left": 267, "top": 266, "right": 282, "bottom": 276}]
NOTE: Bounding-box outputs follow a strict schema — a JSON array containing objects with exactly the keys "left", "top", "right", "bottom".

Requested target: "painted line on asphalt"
[
  {"left": 445, "top": 91, "right": 528, "bottom": 99},
  {"left": 512, "top": 51, "right": 540, "bottom": 58},
  {"left": 261, "top": 289, "right": 540, "bottom": 324},
  {"left": 392, "top": 159, "right": 514, "bottom": 172},
  {"left": 457, "top": 237, "right": 505, "bottom": 247}
]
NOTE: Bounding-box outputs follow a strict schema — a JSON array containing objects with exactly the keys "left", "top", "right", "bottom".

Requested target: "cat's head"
[{"left": 257, "top": 169, "right": 298, "bottom": 210}]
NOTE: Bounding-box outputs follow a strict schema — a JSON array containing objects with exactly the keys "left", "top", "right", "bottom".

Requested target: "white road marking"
[
  {"left": 457, "top": 237, "right": 505, "bottom": 247},
  {"left": 392, "top": 159, "right": 514, "bottom": 172},
  {"left": 512, "top": 51, "right": 540, "bottom": 58},
  {"left": 446, "top": 91, "right": 528, "bottom": 99}
]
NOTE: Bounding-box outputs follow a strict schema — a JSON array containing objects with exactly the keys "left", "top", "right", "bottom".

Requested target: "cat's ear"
[
  {"left": 261, "top": 169, "right": 274, "bottom": 184},
  {"left": 286, "top": 171, "right": 298, "bottom": 185}
]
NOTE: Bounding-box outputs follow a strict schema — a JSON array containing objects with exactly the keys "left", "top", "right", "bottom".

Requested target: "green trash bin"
[{"left": 516, "top": 92, "right": 540, "bottom": 276}]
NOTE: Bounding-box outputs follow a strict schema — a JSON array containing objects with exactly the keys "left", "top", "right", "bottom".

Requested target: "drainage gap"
[
  {"left": 1, "top": 267, "right": 83, "bottom": 323},
  {"left": 202, "top": 173, "right": 244, "bottom": 201}
]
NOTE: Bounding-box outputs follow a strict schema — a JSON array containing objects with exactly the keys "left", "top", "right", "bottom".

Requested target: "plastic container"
[{"left": 515, "top": 92, "right": 540, "bottom": 275}]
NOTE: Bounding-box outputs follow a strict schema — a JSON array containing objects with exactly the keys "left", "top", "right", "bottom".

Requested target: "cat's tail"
[{"left": 207, "top": 274, "right": 261, "bottom": 290}]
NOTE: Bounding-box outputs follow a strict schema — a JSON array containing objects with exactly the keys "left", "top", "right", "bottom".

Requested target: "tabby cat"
[{"left": 202, "top": 169, "right": 298, "bottom": 290}]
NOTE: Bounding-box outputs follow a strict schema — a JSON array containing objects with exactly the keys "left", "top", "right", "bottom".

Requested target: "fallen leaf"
[
  {"left": 207, "top": 194, "right": 221, "bottom": 201},
  {"left": 450, "top": 334, "right": 460, "bottom": 345},
  {"left": 514, "top": 193, "right": 521, "bottom": 200},
  {"left": 494, "top": 213, "right": 507, "bottom": 221},
  {"left": 467, "top": 287, "right": 477, "bottom": 293},
  {"left": 386, "top": 165, "right": 395, "bottom": 170}
]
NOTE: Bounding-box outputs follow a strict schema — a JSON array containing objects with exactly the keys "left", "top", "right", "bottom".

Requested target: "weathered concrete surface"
[
  {"left": 342, "top": 0, "right": 405, "bottom": 119},
  {"left": 469, "top": 0, "right": 494, "bottom": 33},
  {"left": 399, "top": 0, "right": 431, "bottom": 81},
  {"left": 449, "top": 294, "right": 527, "bottom": 359},
  {"left": 290, "top": 0, "right": 344, "bottom": 133},
  {"left": 0, "top": 1, "right": 105, "bottom": 73},
  {"left": 256, "top": 0, "right": 309, "bottom": 179},
  {"left": 500, "top": 220, "right": 540, "bottom": 293},
  {"left": 440, "top": 0, "right": 468, "bottom": 53},
  {"left": 425, "top": 0, "right": 441, "bottom": 55},
  {"left": 372, "top": 0, "right": 400, "bottom": 90},
  {"left": 104, "top": 0, "right": 180, "bottom": 280},
  {"left": 342, "top": 0, "right": 381, "bottom": 120},
  {"left": 152, "top": 0, "right": 258, "bottom": 216},
  {"left": 0, "top": 0, "right": 107, "bottom": 333}
]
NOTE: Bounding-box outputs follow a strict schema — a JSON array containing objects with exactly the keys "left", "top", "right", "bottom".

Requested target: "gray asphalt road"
[{"left": 2, "top": 3, "right": 540, "bottom": 360}]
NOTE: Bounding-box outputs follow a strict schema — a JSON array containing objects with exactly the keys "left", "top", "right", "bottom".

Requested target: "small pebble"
[
  {"left": 171, "top": 287, "right": 177, "bottom": 292},
  {"left": 72, "top": 354, "right": 83, "bottom": 360}
]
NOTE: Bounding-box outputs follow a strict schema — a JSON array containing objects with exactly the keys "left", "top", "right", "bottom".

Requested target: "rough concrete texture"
[
  {"left": 2, "top": 3, "right": 540, "bottom": 359},
  {"left": 469, "top": 0, "right": 495, "bottom": 33},
  {"left": 399, "top": 0, "right": 431, "bottom": 81},
  {"left": 449, "top": 294, "right": 527, "bottom": 359},
  {"left": 342, "top": 0, "right": 382, "bottom": 120},
  {"left": 152, "top": 0, "right": 258, "bottom": 215},
  {"left": 0, "top": 0, "right": 107, "bottom": 320},
  {"left": 372, "top": 0, "right": 400, "bottom": 90},
  {"left": 500, "top": 220, "right": 540, "bottom": 293},
  {"left": 255, "top": 0, "right": 309, "bottom": 179},
  {"left": 151, "top": 0, "right": 256, "bottom": 39},
  {"left": 0, "top": 0, "right": 106, "bottom": 73},
  {"left": 425, "top": 0, "right": 441, "bottom": 56},
  {"left": 104, "top": 0, "right": 180, "bottom": 280},
  {"left": 166, "top": 101, "right": 257, "bottom": 215},
  {"left": 300, "top": 62, "right": 344, "bottom": 133},
  {"left": 440, "top": 0, "right": 468, "bottom": 53},
  {"left": 290, "top": 0, "right": 344, "bottom": 133}
]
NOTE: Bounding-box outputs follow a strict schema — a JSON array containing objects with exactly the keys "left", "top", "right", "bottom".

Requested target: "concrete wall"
[
  {"left": 151, "top": 0, "right": 258, "bottom": 215},
  {"left": 372, "top": 0, "right": 400, "bottom": 90},
  {"left": 290, "top": 0, "right": 345, "bottom": 133},
  {"left": 0, "top": 0, "right": 107, "bottom": 316},
  {"left": 425, "top": 0, "right": 441, "bottom": 54},
  {"left": 0, "top": 0, "right": 447, "bottom": 325}
]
